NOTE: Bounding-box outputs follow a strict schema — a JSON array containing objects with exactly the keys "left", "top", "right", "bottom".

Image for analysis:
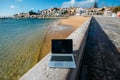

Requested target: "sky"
[{"left": 0, "top": 0, "right": 120, "bottom": 16}]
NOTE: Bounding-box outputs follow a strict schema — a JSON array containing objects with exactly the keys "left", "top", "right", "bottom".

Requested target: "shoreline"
[
  {"left": 37, "top": 17, "right": 68, "bottom": 19},
  {"left": 11, "top": 16, "right": 88, "bottom": 20},
  {"left": 38, "top": 16, "right": 90, "bottom": 60}
]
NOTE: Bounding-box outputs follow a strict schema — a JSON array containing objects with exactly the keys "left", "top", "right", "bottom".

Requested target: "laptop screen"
[{"left": 52, "top": 39, "right": 73, "bottom": 54}]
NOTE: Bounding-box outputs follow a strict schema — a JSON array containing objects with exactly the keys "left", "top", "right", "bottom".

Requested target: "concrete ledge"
[{"left": 20, "top": 17, "right": 92, "bottom": 80}]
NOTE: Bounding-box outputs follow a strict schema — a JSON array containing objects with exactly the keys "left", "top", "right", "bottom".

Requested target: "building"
[
  {"left": 76, "top": 8, "right": 86, "bottom": 16},
  {"left": 14, "top": 13, "right": 30, "bottom": 18},
  {"left": 103, "top": 7, "right": 112, "bottom": 16},
  {"left": 117, "top": 12, "right": 120, "bottom": 18}
]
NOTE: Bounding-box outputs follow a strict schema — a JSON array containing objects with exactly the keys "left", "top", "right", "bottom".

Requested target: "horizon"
[{"left": 0, "top": 0, "right": 120, "bottom": 17}]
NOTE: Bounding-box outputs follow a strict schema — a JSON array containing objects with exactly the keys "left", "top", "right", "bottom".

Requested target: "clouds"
[
  {"left": 89, "top": 0, "right": 96, "bottom": 2},
  {"left": 62, "top": 0, "right": 75, "bottom": 8},
  {"left": 10, "top": 5, "right": 15, "bottom": 9},
  {"left": 77, "top": 0, "right": 96, "bottom": 8},
  {"left": 9, "top": 0, "right": 23, "bottom": 9},
  {"left": 71, "top": 0, "right": 75, "bottom": 5},
  {"left": 11, "top": 0, "right": 22, "bottom": 9},
  {"left": 31, "top": 8, "right": 34, "bottom": 10},
  {"left": 62, "top": 0, "right": 97, "bottom": 8},
  {"left": 16, "top": 0, "right": 23, "bottom": 2}
]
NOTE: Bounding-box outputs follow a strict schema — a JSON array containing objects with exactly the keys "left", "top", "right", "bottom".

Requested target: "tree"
[
  {"left": 93, "top": 2, "right": 98, "bottom": 8},
  {"left": 101, "top": 8, "right": 105, "bottom": 11},
  {"left": 29, "top": 10, "right": 37, "bottom": 15},
  {"left": 112, "top": 6, "right": 120, "bottom": 13}
]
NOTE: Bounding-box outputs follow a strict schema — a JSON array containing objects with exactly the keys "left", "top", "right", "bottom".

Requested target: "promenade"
[
  {"left": 20, "top": 17, "right": 120, "bottom": 80},
  {"left": 79, "top": 17, "right": 120, "bottom": 80}
]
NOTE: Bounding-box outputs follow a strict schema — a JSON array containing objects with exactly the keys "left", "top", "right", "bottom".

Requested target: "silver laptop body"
[{"left": 48, "top": 39, "right": 76, "bottom": 68}]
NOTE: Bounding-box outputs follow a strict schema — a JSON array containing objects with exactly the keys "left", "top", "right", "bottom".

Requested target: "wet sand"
[{"left": 39, "top": 16, "right": 90, "bottom": 60}]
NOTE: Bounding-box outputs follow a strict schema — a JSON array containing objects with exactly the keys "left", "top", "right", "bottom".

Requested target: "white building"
[
  {"left": 104, "top": 11, "right": 112, "bottom": 16},
  {"left": 103, "top": 7, "right": 112, "bottom": 16},
  {"left": 76, "top": 8, "right": 86, "bottom": 16}
]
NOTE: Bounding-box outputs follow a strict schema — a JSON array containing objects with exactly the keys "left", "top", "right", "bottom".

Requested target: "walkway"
[{"left": 79, "top": 17, "right": 120, "bottom": 80}]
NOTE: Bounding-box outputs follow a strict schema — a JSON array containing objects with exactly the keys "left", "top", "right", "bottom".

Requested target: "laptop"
[{"left": 48, "top": 39, "right": 76, "bottom": 68}]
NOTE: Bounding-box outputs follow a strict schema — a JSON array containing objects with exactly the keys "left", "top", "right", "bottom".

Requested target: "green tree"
[
  {"left": 112, "top": 6, "right": 120, "bottom": 13},
  {"left": 29, "top": 10, "right": 37, "bottom": 15},
  {"left": 101, "top": 8, "right": 105, "bottom": 11}
]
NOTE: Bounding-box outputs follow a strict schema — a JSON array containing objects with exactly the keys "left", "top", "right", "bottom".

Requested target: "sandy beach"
[
  {"left": 59, "top": 16, "right": 90, "bottom": 29},
  {"left": 39, "top": 16, "right": 90, "bottom": 60}
]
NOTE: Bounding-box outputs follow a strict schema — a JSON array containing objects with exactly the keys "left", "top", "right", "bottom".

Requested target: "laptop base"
[
  {"left": 48, "top": 61, "right": 76, "bottom": 68},
  {"left": 48, "top": 55, "right": 76, "bottom": 68}
]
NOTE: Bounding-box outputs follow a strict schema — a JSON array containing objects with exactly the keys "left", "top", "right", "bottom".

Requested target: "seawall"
[{"left": 20, "top": 17, "right": 92, "bottom": 80}]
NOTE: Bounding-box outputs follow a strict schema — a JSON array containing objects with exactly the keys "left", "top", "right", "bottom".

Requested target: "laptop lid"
[{"left": 52, "top": 39, "right": 73, "bottom": 54}]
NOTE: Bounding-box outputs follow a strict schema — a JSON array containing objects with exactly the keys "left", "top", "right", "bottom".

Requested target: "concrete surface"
[{"left": 79, "top": 17, "right": 120, "bottom": 80}]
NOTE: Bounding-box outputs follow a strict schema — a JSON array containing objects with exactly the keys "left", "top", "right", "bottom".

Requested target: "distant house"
[
  {"left": 69, "top": 8, "right": 76, "bottom": 15},
  {"left": 87, "top": 8, "right": 103, "bottom": 16},
  {"left": 76, "top": 8, "right": 86, "bottom": 16},
  {"left": 103, "top": 7, "right": 112, "bottom": 16},
  {"left": 104, "top": 11, "right": 112, "bottom": 16},
  {"left": 14, "top": 13, "right": 29, "bottom": 18},
  {"left": 117, "top": 12, "right": 120, "bottom": 18}
]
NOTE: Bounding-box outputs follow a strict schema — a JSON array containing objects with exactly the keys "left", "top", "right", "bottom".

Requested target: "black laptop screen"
[{"left": 52, "top": 39, "right": 73, "bottom": 53}]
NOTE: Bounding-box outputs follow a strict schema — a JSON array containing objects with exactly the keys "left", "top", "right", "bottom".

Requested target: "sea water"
[{"left": 0, "top": 18, "right": 56, "bottom": 80}]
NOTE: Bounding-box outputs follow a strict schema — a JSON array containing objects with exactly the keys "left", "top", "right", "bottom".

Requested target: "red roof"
[
  {"left": 117, "top": 12, "right": 120, "bottom": 15},
  {"left": 117, "top": 12, "right": 120, "bottom": 17}
]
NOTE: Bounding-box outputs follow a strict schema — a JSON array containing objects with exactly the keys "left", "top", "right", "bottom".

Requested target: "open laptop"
[{"left": 48, "top": 39, "right": 76, "bottom": 68}]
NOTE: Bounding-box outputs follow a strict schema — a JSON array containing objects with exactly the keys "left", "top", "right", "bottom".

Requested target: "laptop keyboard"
[{"left": 51, "top": 56, "right": 73, "bottom": 61}]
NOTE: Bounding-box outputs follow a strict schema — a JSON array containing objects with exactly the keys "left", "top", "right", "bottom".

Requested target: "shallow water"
[{"left": 0, "top": 18, "right": 56, "bottom": 80}]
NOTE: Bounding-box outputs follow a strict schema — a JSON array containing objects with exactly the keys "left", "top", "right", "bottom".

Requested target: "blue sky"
[{"left": 0, "top": 0, "right": 120, "bottom": 16}]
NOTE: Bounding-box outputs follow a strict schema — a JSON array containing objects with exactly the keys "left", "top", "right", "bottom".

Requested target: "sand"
[
  {"left": 38, "top": 16, "right": 90, "bottom": 60},
  {"left": 59, "top": 16, "right": 90, "bottom": 29}
]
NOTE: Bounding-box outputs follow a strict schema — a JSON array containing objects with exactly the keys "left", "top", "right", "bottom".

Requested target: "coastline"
[
  {"left": 38, "top": 16, "right": 90, "bottom": 60},
  {"left": 37, "top": 17, "right": 68, "bottom": 19}
]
